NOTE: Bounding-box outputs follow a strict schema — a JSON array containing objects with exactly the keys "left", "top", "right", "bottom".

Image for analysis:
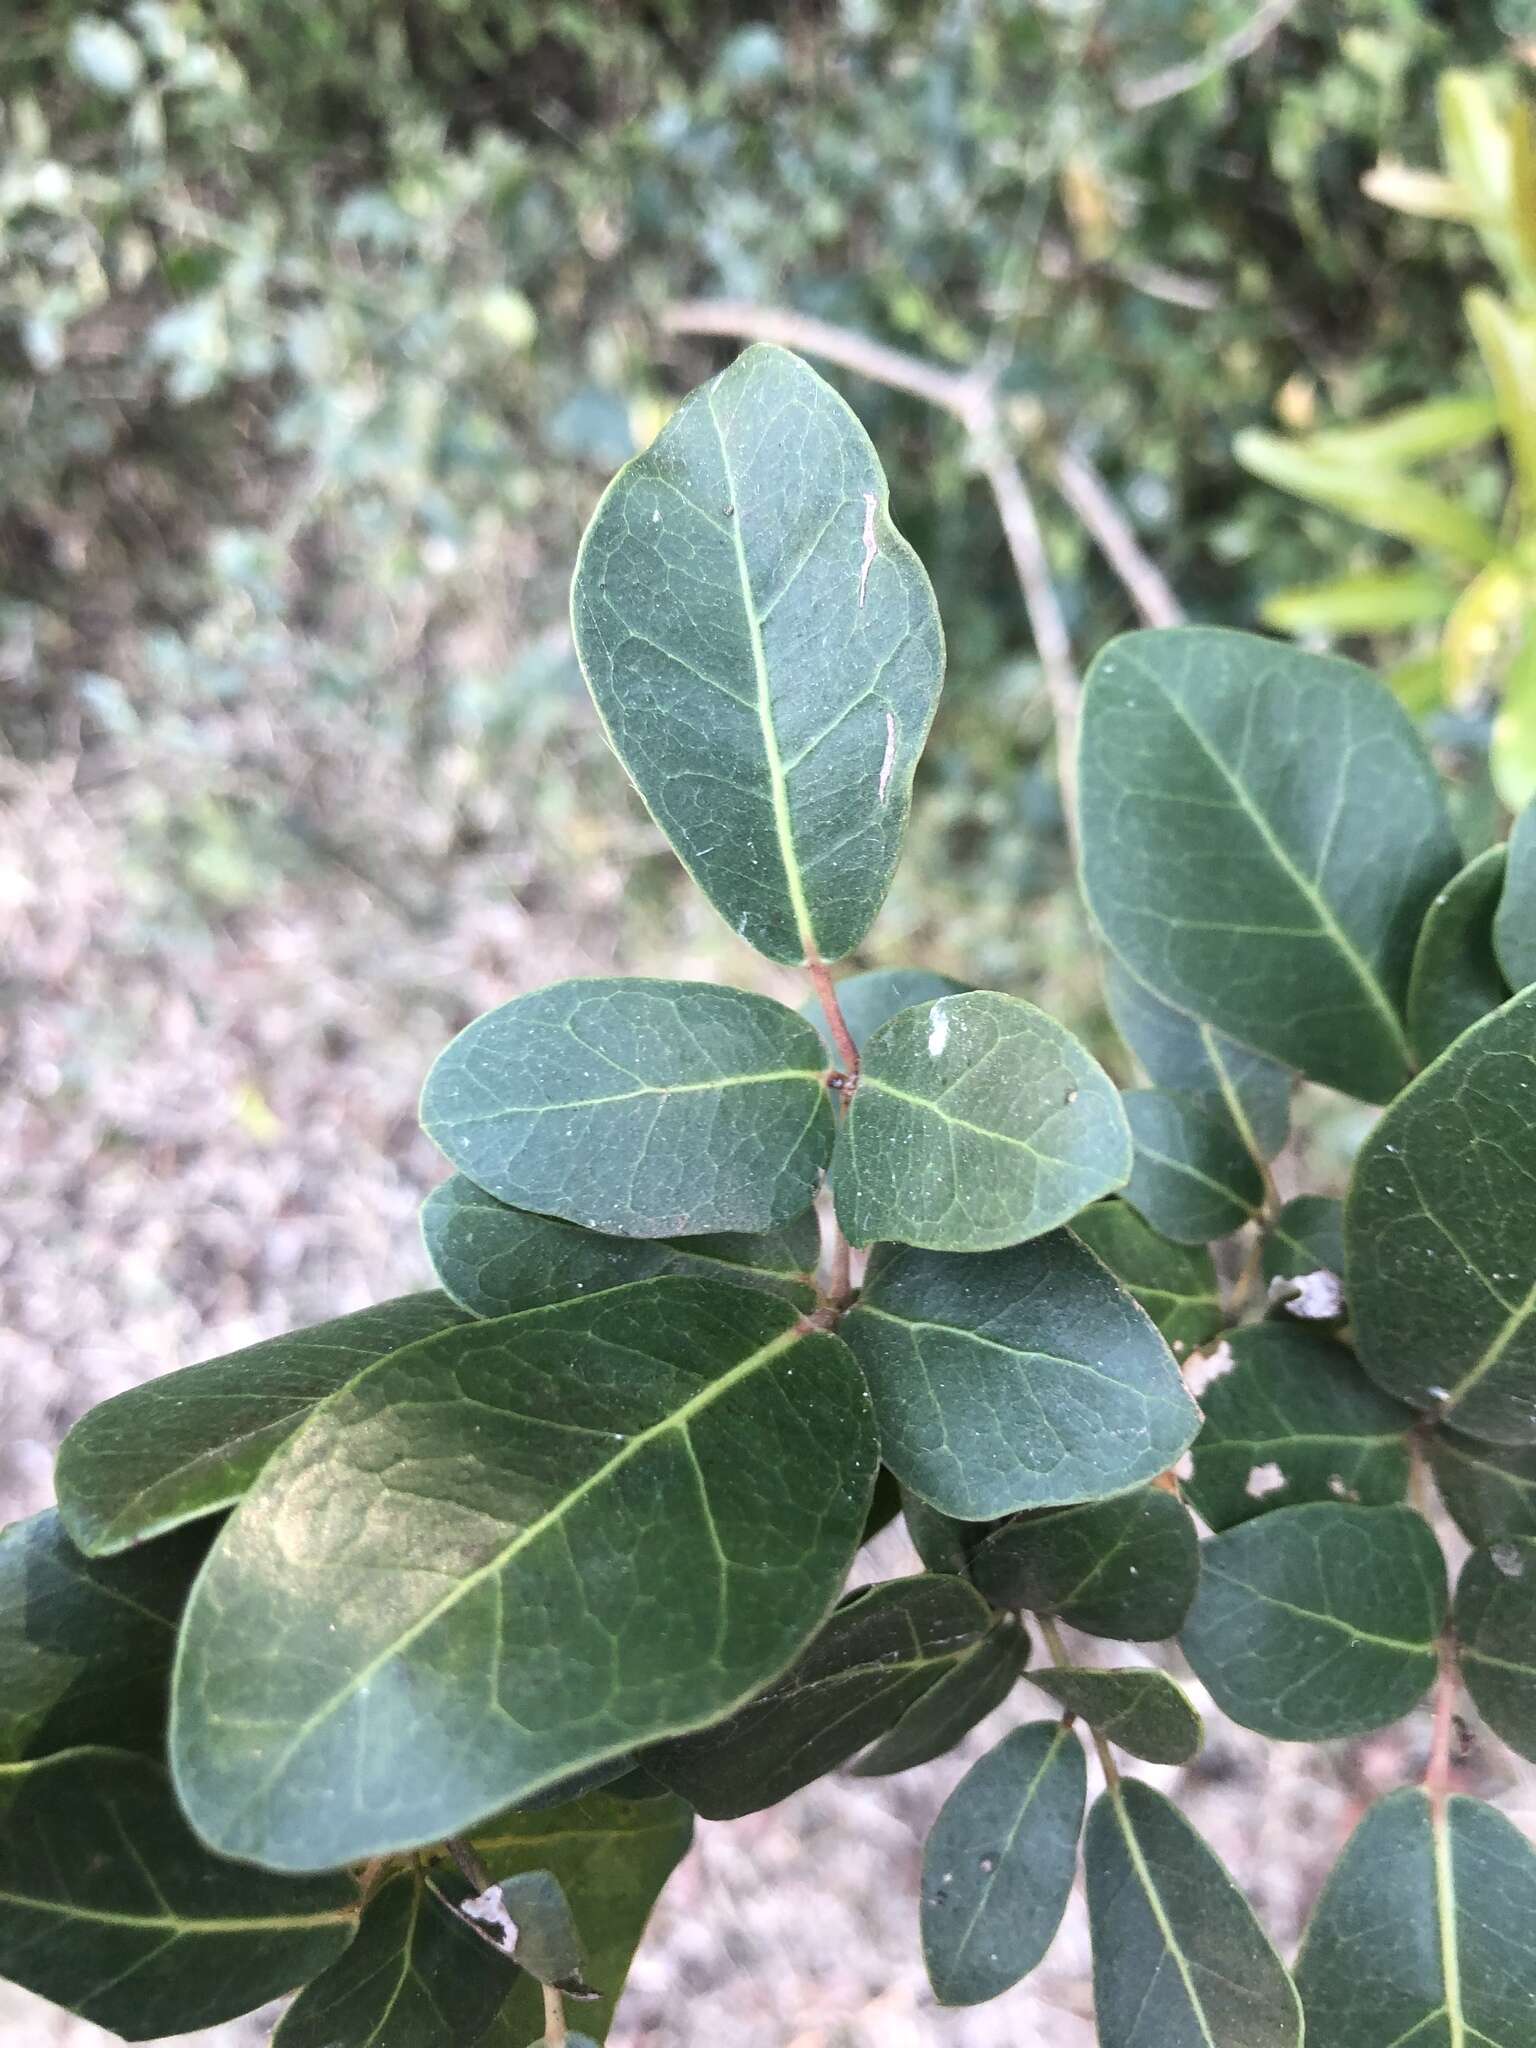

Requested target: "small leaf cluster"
[{"left": 7, "top": 343, "right": 1536, "bottom": 2046}]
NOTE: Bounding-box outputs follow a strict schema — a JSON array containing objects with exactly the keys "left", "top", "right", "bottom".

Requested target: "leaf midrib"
[
  {"left": 852, "top": 1299, "right": 1160, "bottom": 1403},
  {"left": 1109, "top": 1789, "right": 1221, "bottom": 2047},
  {"left": 0, "top": 1887, "right": 354, "bottom": 1935},
  {"left": 947, "top": 1726, "right": 1072, "bottom": 1982},
  {"left": 1205, "top": 1563, "right": 1435, "bottom": 1656},
  {"left": 432, "top": 1067, "right": 823, "bottom": 1129}
]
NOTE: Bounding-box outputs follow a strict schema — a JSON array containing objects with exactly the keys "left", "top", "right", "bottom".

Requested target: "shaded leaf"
[
  {"left": 969, "top": 1487, "right": 1199, "bottom": 1641},
  {"left": 432, "top": 1868, "right": 592, "bottom": 1993},
  {"left": 1078, "top": 626, "right": 1460, "bottom": 1102},
  {"left": 0, "top": 1747, "right": 358, "bottom": 2041},
  {"left": 421, "top": 1174, "right": 818, "bottom": 1317},
  {"left": 1181, "top": 1503, "right": 1446, "bottom": 1739},
  {"left": 1122, "top": 1088, "right": 1264, "bottom": 1244},
  {"left": 420, "top": 978, "right": 833, "bottom": 1238},
  {"left": 1086, "top": 1779, "right": 1302, "bottom": 2048},
  {"left": 900, "top": 1490, "right": 975, "bottom": 1577},
  {"left": 1427, "top": 1427, "right": 1536, "bottom": 1545},
  {"left": 834, "top": 990, "right": 1130, "bottom": 1252},
  {"left": 1455, "top": 1538, "right": 1536, "bottom": 1763},
  {"left": 570, "top": 342, "right": 944, "bottom": 965},
  {"left": 841, "top": 1234, "right": 1198, "bottom": 1518},
  {"left": 1105, "top": 956, "right": 1290, "bottom": 1161},
  {"left": 1494, "top": 798, "right": 1536, "bottom": 991},
  {"left": 171, "top": 1279, "right": 876, "bottom": 1869},
  {"left": 1261, "top": 1194, "right": 1347, "bottom": 1287},
  {"left": 1185, "top": 1324, "right": 1414, "bottom": 1532},
  {"left": 802, "top": 967, "right": 969, "bottom": 1058},
  {"left": 1296, "top": 1788, "right": 1536, "bottom": 2048},
  {"left": 921, "top": 1722, "right": 1085, "bottom": 2007},
  {"left": 1347, "top": 986, "right": 1536, "bottom": 1443},
  {"left": 1408, "top": 844, "right": 1511, "bottom": 1065},
  {"left": 1030, "top": 1667, "right": 1201, "bottom": 1765},
  {"left": 1071, "top": 1201, "right": 1224, "bottom": 1356},
  {"left": 851, "top": 1616, "right": 1029, "bottom": 1776},
  {"left": 54, "top": 1292, "right": 469, "bottom": 1556},
  {"left": 646, "top": 1574, "right": 992, "bottom": 1819}
]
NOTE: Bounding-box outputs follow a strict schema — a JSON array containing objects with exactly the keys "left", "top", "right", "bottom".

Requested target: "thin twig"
[
  {"left": 804, "top": 958, "right": 859, "bottom": 1314},
  {"left": 1116, "top": 0, "right": 1301, "bottom": 112},
  {"left": 804, "top": 954, "right": 860, "bottom": 1080},
  {"left": 663, "top": 300, "right": 971, "bottom": 414},
  {"left": 1424, "top": 1639, "right": 1459, "bottom": 1807},
  {"left": 1050, "top": 444, "right": 1184, "bottom": 627},
  {"left": 445, "top": 1835, "right": 494, "bottom": 1893},
  {"left": 543, "top": 1982, "right": 568, "bottom": 2046},
  {"left": 1039, "top": 1613, "right": 1119, "bottom": 1788}
]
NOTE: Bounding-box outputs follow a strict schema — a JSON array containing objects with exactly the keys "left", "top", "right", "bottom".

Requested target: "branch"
[
  {"left": 1116, "top": 0, "right": 1301, "bottom": 113},
  {"left": 1050, "top": 444, "right": 1184, "bottom": 628},
  {"left": 663, "top": 300, "right": 972, "bottom": 415}
]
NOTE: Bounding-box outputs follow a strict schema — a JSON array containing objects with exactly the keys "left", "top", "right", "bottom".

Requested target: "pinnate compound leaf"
[
  {"left": 1408, "top": 843, "right": 1512, "bottom": 1064},
  {"left": 1078, "top": 627, "right": 1459, "bottom": 1103},
  {"left": 1347, "top": 986, "right": 1536, "bottom": 1443},
  {"left": 421, "top": 1174, "right": 818, "bottom": 1318},
  {"left": 420, "top": 979, "right": 833, "bottom": 1238},
  {"left": 0, "top": 1510, "right": 208, "bottom": 1763},
  {"left": 834, "top": 991, "right": 1130, "bottom": 1252},
  {"left": 1071, "top": 1201, "right": 1224, "bottom": 1356},
  {"left": 1493, "top": 797, "right": 1536, "bottom": 990},
  {"left": 1184, "top": 1323, "right": 1414, "bottom": 1532},
  {"left": 969, "top": 1487, "right": 1199, "bottom": 1641},
  {"left": 1454, "top": 1538, "right": 1536, "bottom": 1763},
  {"left": 1104, "top": 956, "right": 1290, "bottom": 1161},
  {"left": 841, "top": 1234, "right": 1198, "bottom": 1519},
  {"left": 1427, "top": 1427, "right": 1536, "bottom": 1544},
  {"left": 54, "top": 1291, "right": 469, "bottom": 1556},
  {"left": 851, "top": 1616, "right": 1029, "bottom": 1776},
  {"left": 1086, "top": 1780, "right": 1302, "bottom": 2048},
  {"left": 645, "top": 1574, "right": 993, "bottom": 1819},
  {"left": 1121, "top": 1088, "right": 1264, "bottom": 1244},
  {"left": 1261, "top": 1193, "right": 1347, "bottom": 1287},
  {"left": 802, "top": 966, "right": 969, "bottom": 1057},
  {"left": 171, "top": 1279, "right": 876, "bottom": 1869},
  {"left": 920, "top": 1722, "right": 1085, "bottom": 2007},
  {"left": 1180, "top": 1503, "right": 1445, "bottom": 1739},
  {"left": 273, "top": 1869, "right": 513, "bottom": 2048},
  {"left": 0, "top": 1747, "right": 359, "bottom": 2040},
  {"left": 1296, "top": 1789, "right": 1536, "bottom": 2048},
  {"left": 1030, "top": 1667, "right": 1201, "bottom": 1765},
  {"left": 570, "top": 342, "right": 944, "bottom": 965}
]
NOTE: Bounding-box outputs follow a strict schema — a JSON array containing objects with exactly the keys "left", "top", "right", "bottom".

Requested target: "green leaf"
[
  {"left": 0, "top": 1510, "right": 209, "bottom": 1763},
  {"left": 53, "top": 1292, "right": 469, "bottom": 1557},
  {"left": 1261, "top": 1194, "right": 1347, "bottom": 1287},
  {"left": 969, "top": 1487, "right": 1199, "bottom": 1641},
  {"left": 464, "top": 1789, "right": 692, "bottom": 2044},
  {"left": 645, "top": 1574, "right": 993, "bottom": 1818},
  {"left": 1105, "top": 957, "right": 1290, "bottom": 1162},
  {"left": 1408, "top": 844, "right": 1512, "bottom": 1065},
  {"left": 1030, "top": 1667, "right": 1201, "bottom": 1765},
  {"left": 1086, "top": 1780, "right": 1302, "bottom": 2048},
  {"left": 1234, "top": 427, "right": 1499, "bottom": 561},
  {"left": 570, "top": 342, "right": 944, "bottom": 965},
  {"left": 422, "top": 1174, "right": 819, "bottom": 1317},
  {"left": 420, "top": 979, "right": 833, "bottom": 1238},
  {"left": 1493, "top": 800, "right": 1536, "bottom": 991},
  {"left": 1261, "top": 564, "right": 1459, "bottom": 635},
  {"left": 1184, "top": 1324, "right": 1414, "bottom": 1532},
  {"left": 1347, "top": 987, "right": 1536, "bottom": 1443},
  {"left": 1427, "top": 1427, "right": 1536, "bottom": 1544},
  {"left": 802, "top": 966, "right": 969, "bottom": 1057},
  {"left": 834, "top": 990, "right": 1131, "bottom": 1251},
  {"left": 1454, "top": 1538, "right": 1536, "bottom": 1763},
  {"left": 1078, "top": 627, "right": 1461, "bottom": 1102},
  {"left": 170, "top": 1279, "right": 876, "bottom": 1869},
  {"left": 841, "top": 1234, "right": 1198, "bottom": 1518},
  {"left": 920, "top": 1722, "right": 1085, "bottom": 2007},
  {"left": 432, "top": 1868, "right": 592, "bottom": 1993},
  {"left": 851, "top": 1615, "right": 1029, "bottom": 1776},
  {"left": 900, "top": 1489, "right": 975, "bottom": 1576},
  {"left": 1295, "top": 1788, "right": 1536, "bottom": 2048},
  {"left": 1180, "top": 1503, "right": 1446, "bottom": 1739},
  {"left": 1122, "top": 1088, "right": 1264, "bottom": 1244},
  {"left": 1071, "top": 1202, "right": 1224, "bottom": 1356},
  {"left": 274, "top": 1869, "right": 513, "bottom": 2048},
  {"left": 0, "top": 1747, "right": 358, "bottom": 2041}
]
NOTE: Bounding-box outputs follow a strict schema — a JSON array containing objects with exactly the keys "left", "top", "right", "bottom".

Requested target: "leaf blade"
[
  {"left": 969, "top": 1486, "right": 1199, "bottom": 1641},
  {"left": 1408, "top": 843, "right": 1512, "bottom": 1065},
  {"left": 1122, "top": 1088, "right": 1265, "bottom": 1244}
]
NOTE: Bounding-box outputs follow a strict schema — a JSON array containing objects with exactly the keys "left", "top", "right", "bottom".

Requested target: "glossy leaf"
[
  {"left": 1494, "top": 799, "right": 1536, "bottom": 991},
  {"left": 1185, "top": 1324, "right": 1414, "bottom": 1532},
  {"left": 802, "top": 966, "right": 968, "bottom": 1058},
  {"left": 421, "top": 1174, "right": 818, "bottom": 1317},
  {"left": 920, "top": 1722, "right": 1085, "bottom": 2007},
  {"left": 1408, "top": 844, "right": 1511, "bottom": 1064},
  {"left": 1086, "top": 1780, "right": 1302, "bottom": 2048},
  {"left": 570, "top": 342, "right": 944, "bottom": 965},
  {"left": 1030, "top": 1667, "right": 1201, "bottom": 1765},
  {"left": 1122, "top": 1088, "right": 1264, "bottom": 1244},
  {"left": 1104, "top": 956, "right": 1290, "bottom": 1162},
  {"left": 0, "top": 1510, "right": 208, "bottom": 1762},
  {"left": 1071, "top": 1201, "right": 1224, "bottom": 1356},
  {"left": 1078, "top": 626, "right": 1460, "bottom": 1102},
  {"left": 851, "top": 1616, "right": 1029, "bottom": 1776},
  {"left": 274, "top": 1869, "right": 513, "bottom": 2048},
  {"left": 1348, "top": 987, "right": 1536, "bottom": 1443},
  {"left": 1261, "top": 1194, "right": 1346, "bottom": 1287},
  {"left": 1296, "top": 1788, "right": 1536, "bottom": 2048},
  {"left": 834, "top": 990, "right": 1130, "bottom": 1251},
  {"left": 1427, "top": 1427, "right": 1536, "bottom": 1545},
  {"left": 1180, "top": 1504, "right": 1446, "bottom": 1739},
  {"left": 1455, "top": 1538, "right": 1536, "bottom": 1763},
  {"left": 420, "top": 978, "right": 833, "bottom": 1238},
  {"left": 54, "top": 1291, "right": 469, "bottom": 1555},
  {"left": 970, "top": 1487, "right": 1199, "bottom": 1641},
  {"left": 646, "top": 1574, "right": 993, "bottom": 1818},
  {"left": 0, "top": 1747, "right": 358, "bottom": 2040},
  {"left": 841, "top": 1234, "right": 1198, "bottom": 1518},
  {"left": 171, "top": 1278, "right": 876, "bottom": 1869}
]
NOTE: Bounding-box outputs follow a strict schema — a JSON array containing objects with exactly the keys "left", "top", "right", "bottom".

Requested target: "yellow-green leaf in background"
[
  {"left": 1234, "top": 430, "right": 1498, "bottom": 564},
  {"left": 1465, "top": 290, "right": 1536, "bottom": 516},
  {"left": 1262, "top": 566, "right": 1458, "bottom": 637}
]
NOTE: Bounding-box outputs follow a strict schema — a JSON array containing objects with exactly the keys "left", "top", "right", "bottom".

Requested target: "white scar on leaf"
[
  {"left": 878, "top": 711, "right": 896, "bottom": 803},
  {"left": 858, "top": 492, "right": 878, "bottom": 606}
]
